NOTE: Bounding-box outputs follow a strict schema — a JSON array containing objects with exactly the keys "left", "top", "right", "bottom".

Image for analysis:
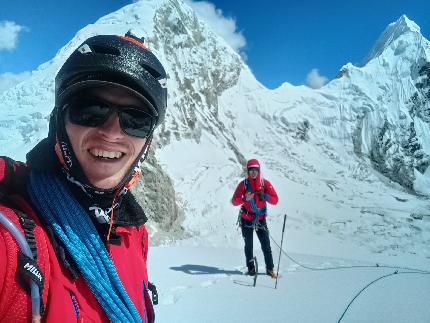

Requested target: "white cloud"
[
  {"left": 0, "top": 71, "right": 31, "bottom": 94},
  {"left": 305, "top": 68, "right": 328, "bottom": 89},
  {"left": 0, "top": 20, "right": 26, "bottom": 50},
  {"left": 184, "top": 1, "right": 246, "bottom": 55}
]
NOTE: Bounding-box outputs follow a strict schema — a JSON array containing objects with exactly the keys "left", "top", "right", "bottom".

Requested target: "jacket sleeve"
[
  {"left": 263, "top": 179, "right": 279, "bottom": 205},
  {"left": 231, "top": 181, "right": 245, "bottom": 206}
]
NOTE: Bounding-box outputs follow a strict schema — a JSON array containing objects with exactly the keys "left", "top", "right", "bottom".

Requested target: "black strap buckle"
[{"left": 148, "top": 282, "right": 158, "bottom": 305}]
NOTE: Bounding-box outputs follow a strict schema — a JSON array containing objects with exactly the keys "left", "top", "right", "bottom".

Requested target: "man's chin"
[{"left": 86, "top": 173, "right": 124, "bottom": 190}]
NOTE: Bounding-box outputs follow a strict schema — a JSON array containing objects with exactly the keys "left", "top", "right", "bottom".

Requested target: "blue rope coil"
[{"left": 28, "top": 172, "right": 141, "bottom": 322}]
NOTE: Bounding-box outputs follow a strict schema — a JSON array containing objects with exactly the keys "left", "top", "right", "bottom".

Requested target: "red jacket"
[
  {"left": 0, "top": 157, "right": 154, "bottom": 322},
  {"left": 231, "top": 176, "right": 279, "bottom": 220}
]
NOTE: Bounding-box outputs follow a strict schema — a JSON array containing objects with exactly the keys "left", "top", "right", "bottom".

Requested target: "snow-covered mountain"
[
  {"left": 0, "top": 0, "right": 429, "bottom": 263},
  {"left": 328, "top": 15, "right": 430, "bottom": 195}
]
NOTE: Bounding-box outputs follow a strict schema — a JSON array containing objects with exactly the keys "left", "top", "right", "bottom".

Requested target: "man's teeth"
[{"left": 90, "top": 149, "right": 123, "bottom": 159}]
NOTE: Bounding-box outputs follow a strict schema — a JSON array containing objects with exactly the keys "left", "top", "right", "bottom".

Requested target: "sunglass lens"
[
  {"left": 68, "top": 98, "right": 110, "bottom": 127},
  {"left": 66, "top": 96, "right": 156, "bottom": 138},
  {"left": 120, "top": 109, "right": 154, "bottom": 138}
]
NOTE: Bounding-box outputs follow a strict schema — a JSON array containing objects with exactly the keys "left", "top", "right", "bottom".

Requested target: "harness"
[{"left": 240, "top": 178, "right": 267, "bottom": 229}]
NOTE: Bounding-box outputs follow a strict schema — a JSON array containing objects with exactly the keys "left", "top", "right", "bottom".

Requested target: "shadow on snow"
[{"left": 170, "top": 264, "right": 243, "bottom": 275}]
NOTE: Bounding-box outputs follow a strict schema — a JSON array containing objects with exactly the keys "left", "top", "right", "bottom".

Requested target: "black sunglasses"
[
  {"left": 64, "top": 95, "right": 157, "bottom": 138},
  {"left": 248, "top": 167, "right": 259, "bottom": 172}
]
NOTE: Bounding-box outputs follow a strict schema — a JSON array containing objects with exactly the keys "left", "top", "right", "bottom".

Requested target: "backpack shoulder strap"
[
  {"left": 243, "top": 178, "right": 265, "bottom": 193},
  {"left": 243, "top": 178, "right": 252, "bottom": 193}
]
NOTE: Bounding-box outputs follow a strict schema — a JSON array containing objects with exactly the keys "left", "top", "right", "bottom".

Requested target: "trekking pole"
[{"left": 275, "top": 213, "right": 287, "bottom": 289}]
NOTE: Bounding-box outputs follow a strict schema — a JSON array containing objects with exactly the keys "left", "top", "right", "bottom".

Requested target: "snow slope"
[{"left": 148, "top": 245, "right": 430, "bottom": 323}]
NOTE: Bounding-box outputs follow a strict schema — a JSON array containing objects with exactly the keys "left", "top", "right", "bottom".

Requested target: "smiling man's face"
[{"left": 65, "top": 86, "right": 147, "bottom": 189}]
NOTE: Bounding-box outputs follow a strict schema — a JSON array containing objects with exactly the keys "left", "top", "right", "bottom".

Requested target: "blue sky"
[{"left": 0, "top": 0, "right": 429, "bottom": 91}]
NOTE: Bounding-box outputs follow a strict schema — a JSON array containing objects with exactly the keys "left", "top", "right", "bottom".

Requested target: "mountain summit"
[{"left": 362, "top": 15, "right": 422, "bottom": 65}]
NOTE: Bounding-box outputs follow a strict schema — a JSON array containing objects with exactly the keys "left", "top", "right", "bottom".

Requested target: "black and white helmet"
[
  {"left": 55, "top": 32, "right": 167, "bottom": 126},
  {"left": 48, "top": 33, "right": 168, "bottom": 195}
]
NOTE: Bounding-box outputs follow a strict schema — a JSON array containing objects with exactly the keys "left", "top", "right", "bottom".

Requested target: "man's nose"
[{"left": 97, "top": 112, "right": 124, "bottom": 139}]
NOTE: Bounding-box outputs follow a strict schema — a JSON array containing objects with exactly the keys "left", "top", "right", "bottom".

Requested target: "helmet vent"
[
  {"left": 90, "top": 44, "right": 120, "bottom": 56},
  {"left": 140, "top": 63, "right": 162, "bottom": 80}
]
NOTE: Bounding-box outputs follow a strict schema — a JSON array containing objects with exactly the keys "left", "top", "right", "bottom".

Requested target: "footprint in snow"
[
  {"left": 170, "top": 285, "right": 188, "bottom": 292},
  {"left": 201, "top": 280, "right": 215, "bottom": 287},
  {"left": 287, "top": 264, "right": 301, "bottom": 271},
  {"left": 162, "top": 294, "right": 178, "bottom": 305}
]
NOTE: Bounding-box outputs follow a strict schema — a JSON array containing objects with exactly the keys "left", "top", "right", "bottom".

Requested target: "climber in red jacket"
[
  {"left": 231, "top": 159, "right": 279, "bottom": 278},
  {"left": 0, "top": 32, "right": 166, "bottom": 322}
]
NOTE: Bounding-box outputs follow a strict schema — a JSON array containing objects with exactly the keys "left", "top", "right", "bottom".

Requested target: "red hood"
[
  {"left": 246, "top": 158, "right": 262, "bottom": 191},
  {"left": 246, "top": 159, "right": 260, "bottom": 169}
]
